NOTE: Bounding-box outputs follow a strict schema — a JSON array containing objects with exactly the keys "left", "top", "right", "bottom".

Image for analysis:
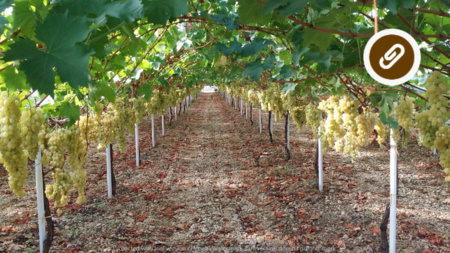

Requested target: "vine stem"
[
  {"left": 0, "top": 30, "right": 21, "bottom": 45},
  {"left": 21, "top": 90, "right": 36, "bottom": 102},
  {"left": 275, "top": 64, "right": 364, "bottom": 84},
  {"left": 397, "top": 12, "right": 450, "bottom": 61},
  {"left": 35, "top": 95, "right": 49, "bottom": 107}
]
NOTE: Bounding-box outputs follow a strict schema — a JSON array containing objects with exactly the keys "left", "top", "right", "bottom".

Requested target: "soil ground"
[{"left": 1, "top": 92, "right": 449, "bottom": 252}]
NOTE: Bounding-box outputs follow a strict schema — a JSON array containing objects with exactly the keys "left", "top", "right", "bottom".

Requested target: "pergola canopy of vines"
[{"left": 0, "top": 0, "right": 448, "bottom": 121}]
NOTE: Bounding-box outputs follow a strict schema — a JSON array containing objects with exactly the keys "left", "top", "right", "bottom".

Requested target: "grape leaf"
[
  {"left": 380, "top": 112, "right": 399, "bottom": 129},
  {"left": 303, "top": 28, "right": 334, "bottom": 51},
  {"left": 243, "top": 60, "right": 263, "bottom": 81},
  {"left": 210, "top": 13, "right": 239, "bottom": 30},
  {"left": 0, "top": 0, "right": 12, "bottom": 10},
  {"left": 158, "top": 77, "right": 168, "bottom": 87},
  {"left": 12, "top": 1, "right": 36, "bottom": 38},
  {"left": 377, "top": 0, "right": 415, "bottom": 14},
  {"left": 238, "top": 0, "right": 271, "bottom": 25},
  {"left": 89, "top": 33, "right": 111, "bottom": 58},
  {"left": 89, "top": 81, "right": 116, "bottom": 103},
  {"left": 291, "top": 30, "right": 304, "bottom": 46},
  {"left": 0, "top": 0, "right": 12, "bottom": 29},
  {"left": 309, "top": 0, "right": 331, "bottom": 9},
  {"left": 263, "top": 0, "right": 308, "bottom": 16},
  {"left": 0, "top": 66, "right": 29, "bottom": 91},
  {"left": 105, "top": 0, "right": 143, "bottom": 22},
  {"left": 279, "top": 66, "right": 296, "bottom": 79},
  {"left": 59, "top": 101, "right": 80, "bottom": 127},
  {"left": 3, "top": 13, "right": 93, "bottom": 96},
  {"left": 263, "top": 55, "right": 276, "bottom": 70},
  {"left": 53, "top": 0, "right": 142, "bottom": 24},
  {"left": 301, "top": 50, "right": 342, "bottom": 72},
  {"left": 369, "top": 91, "right": 398, "bottom": 117},
  {"left": 282, "top": 83, "right": 297, "bottom": 94},
  {"left": 142, "top": 0, "right": 188, "bottom": 25},
  {"left": 216, "top": 41, "right": 242, "bottom": 56},
  {"left": 240, "top": 38, "right": 273, "bottom": 57},
  {"left": 137, "top": 82, "right": 153, "bottom": 100}
]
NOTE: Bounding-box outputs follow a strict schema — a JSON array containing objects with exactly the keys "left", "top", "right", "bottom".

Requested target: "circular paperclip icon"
[
  {"left": 363, "top": 29, "right": 420, "bottom": 86},
  {"left": 379, "top": 44, "right": 405, "bottom": 70}
]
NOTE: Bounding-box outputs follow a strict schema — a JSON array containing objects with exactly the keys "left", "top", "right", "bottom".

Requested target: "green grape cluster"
[
  {"left": 338, "top": 97, "right": 359, "bottom": 158},
  {"left": 45, "top": 168, "right": 72, "bottom": 208},
  {"left": 257, "top": 89, "right": 269, "bottom": 111},
  {"left": 318, "top": 96, "right": 346, "bottom": 150},
  {"left": 283, "top": 93, "right": 306, "bottom": 131},
  {"left": 158, "top": 92, "right": 169, "bottom": 114},
  {"left": 319, "top": 96, "right": 376, "bottom": 160},
  {"left": 147, "top": 90, "right": 161, "bottom": 115},
  {"left": 267, "top": 86, "right": 285, "bottom": 121},
  {"left": 113, "top": 98, "right": 128, "bottom": 152},
  {"left": 355, "top": 110, "right": 378, "bottom": 147},
  {"left": 86, "top": 103, "right": 101, "bottom": 144},
  {"left": 391, "top": 96, "right": 415, "bottom": 145},
  {"left": 415, "top": 111, "right": 435, "bottom": 148},
  {"left": 374, "top": 118, "right": 387, "bottom": 146},
  {"left": 132, "top": 97, "right": 146, "bottom": 124},
  {"left": 126, "top": 103, "right": 136, "bottom": 134},
  {"left": 38, "top": 124, "right": 52, "bottom": 165},
  {"left": 0, "top": 92, "right": 29, "bottom": 196},
  {"left": 98, "top": 106, "right": 115, "bottom": 150},
  {"left": 247, "top": 89, "right": 260, "bottom": 108},
  {"left": 416, "top": 72, "right": 450, "bottom": 148},
  {"left": 166, "top": 89, "right": 179, "bottom": 108},
  {"left": 175, "top": 89, "right": 184, "bottom": 104},
  {"left": 415, "top": 72, "right": 450, "bottom": 180},
  {"left": 46, "top": 127, "right": 68, "bottom": 168},
  {"left": 66, "top": 124, "right": 88, "bottom": 204},
  {"left": 434, "top": 124, "right": 449, "bottom": 153},
  {"left": 305, "top": 103, "right": 322, "bottom": 138},
  {"left": 290, "top": 106, "right": 306, "bottom": 131},
  {"left": 20, "top": 107, "right": 45, "bottom": 160}
]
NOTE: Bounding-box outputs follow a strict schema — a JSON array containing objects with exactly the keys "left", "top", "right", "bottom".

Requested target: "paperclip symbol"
[{"left": 379, "top": 44, "right": 405, "bottom": 69}]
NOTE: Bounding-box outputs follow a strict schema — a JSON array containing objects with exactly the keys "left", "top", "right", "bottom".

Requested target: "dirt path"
[{"left": 1, "top": 93, "right": 449, "bottom": 252}]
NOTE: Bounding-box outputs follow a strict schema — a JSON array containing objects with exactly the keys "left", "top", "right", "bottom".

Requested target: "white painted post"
[
  {"left": 174, "top": 107, "right": 177, "bottom": 121},
  {"left": 35, "top": 150, "right": 45, "bottom": 253},
  {"left": 151, "top": 114, "right": 155, "bottom": 147},
  {"left": 240, "top": 97, "right": 243, "bottom": 115},
  {"left": 286, "top": 113, "right": 290, "bottom": 149},
  {"left": 135, "top": 124, "right": 140, "bottom": 167},
  {"left": 161, "top": 114, "right": 165, "bottom": 136},
  {"left": 318, "top": 126, "right": 323, "bottom": 191},
  {"left": 259, "top": 109, "right": 262, "bottom": 134},
  {"left": 245, "top": 102, "right": 248, "bottom": 119},
  {"left": 106, "top": 144, "right": 113, "bottom": 198},
  {"left": 389, "top": 127, "right": 398, "bottom": 253}
]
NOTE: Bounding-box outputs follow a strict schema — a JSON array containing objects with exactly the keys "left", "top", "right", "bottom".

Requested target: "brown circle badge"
[{"left": 364, "top": 29, "right": 420, "bottom": 86}]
